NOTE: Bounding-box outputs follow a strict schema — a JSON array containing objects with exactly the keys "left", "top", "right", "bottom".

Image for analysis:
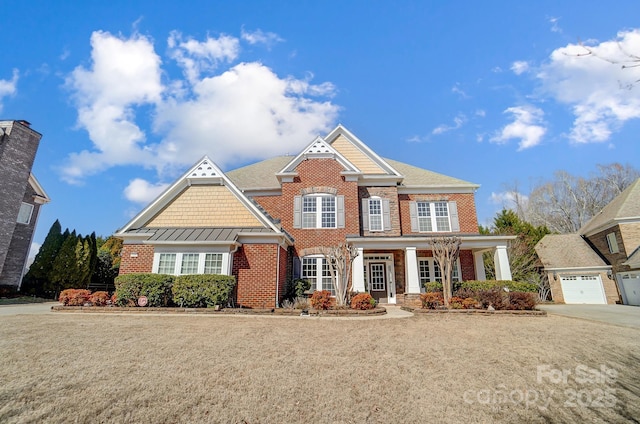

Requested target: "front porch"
[{"left": 347, "top": 235, "right": 516, "bottom": 305}]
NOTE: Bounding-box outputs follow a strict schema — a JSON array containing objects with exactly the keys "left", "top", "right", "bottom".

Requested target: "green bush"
[
  {"left": 171, "top": 274, "right": 236, "bottom": 308},
  {"left": 423, "top": 281, "right": 443, "bottom": 292},
  {"left": 114, "top": 273, "right": 174, "bottom": 307},
  {"left": 458, "top": 280, "right": 537, "bottom": 293}
]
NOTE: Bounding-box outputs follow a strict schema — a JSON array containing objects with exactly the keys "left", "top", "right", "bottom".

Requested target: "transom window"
[
  {"left": 155, "top": 252, "right": 226, "bottom": 275},
  {"left": 301, "top": 256, "right": 334, "bottom": 295},
  {"left": 303, "top": 195, "right": 336, "bottom": 228},
  {"left": 418, "top": 258, "right": 460, "bottom": 289},
  {"left": 417, "top": 201, "right": 450, "bottom": 232},
  {"left": 368, "top": 198, "right": 383, "bottom": 232}
]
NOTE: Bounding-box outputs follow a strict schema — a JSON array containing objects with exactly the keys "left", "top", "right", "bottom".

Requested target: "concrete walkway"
[
  {"left": 0, "top": 302, "right": 59, "bottom": 316},
  {"left": 537, "top": 304, "right": 640, "bottom": 329}
]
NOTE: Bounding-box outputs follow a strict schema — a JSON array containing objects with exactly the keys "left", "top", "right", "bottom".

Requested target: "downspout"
[{"left": 275, "top": 243, "right": 281, "bottom": 308}]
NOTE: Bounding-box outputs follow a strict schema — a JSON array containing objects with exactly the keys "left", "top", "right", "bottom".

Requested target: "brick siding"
[
  {"left": 119, "top": 244, "right": 155, "bottom": 274},
  {"left": 398, "top": 193, "right": 479, "bottom": 234}
]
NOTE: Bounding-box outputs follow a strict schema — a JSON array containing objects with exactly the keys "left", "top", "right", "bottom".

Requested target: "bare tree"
[
  {"left": 319, "top": 243, "right": 359, "bottom": 307},
  {"left": 526, "top": 164, "right": 639, "bottom": 233},
  {"left": 429, "top": 236, "right": 461, "bottom": 308}
]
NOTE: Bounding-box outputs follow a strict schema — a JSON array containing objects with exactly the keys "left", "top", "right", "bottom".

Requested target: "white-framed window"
[
  {"left": 301, "top": 256, "right": 334, "bottom": 295},
  {"left": 303, "top": 195, "right": 336, "bottom": 228},
  {"left": 368, "top": 198, "right": 383, "bottom": 232},
  {"left": 417, "top": 201, "right": 450, "bottom": 232},
  {"left": 606, "top": 232, "right": 619, "bottom": 254},
  {"left": 154, "top": 252, "right": 227, "bottom": 275},
  {"left": 17, "top": 202, "right": 34, "bottom": 225},
  {"left": 418, "top": 257, "right": 461, "bottom": 289}
]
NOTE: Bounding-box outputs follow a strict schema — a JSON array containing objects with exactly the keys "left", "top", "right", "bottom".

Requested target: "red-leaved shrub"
[
  {"left": 89, "top": 291, "right": 110, "bottom": 306},
  {"left": 462, "top": 297, "right": 479, "bottom": 309},
  {"left": 310, "top": 290, "right": 333, "bottom": 310},
  {"left": 420, "top": 292, "right": 443, "bottom": 309},
  {"left": 350, "top": 293, "right": 375, "bottom": 310},
  {"left": 509, "top": 291, "right": 537, "bottom": 310},
  {"left": 59, "top": 289, "right": 92, "bottom": 306}
]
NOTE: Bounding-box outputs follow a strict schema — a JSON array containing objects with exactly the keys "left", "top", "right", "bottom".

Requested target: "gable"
[
  {"left": 330, "top": 134, "right": 386, "bottom": 174},
  {"left": 580, "top": 178, "right": 640, "bottom": 236},
  {"left": 146, "top": 185, "right": 263, "bottom": 228}
]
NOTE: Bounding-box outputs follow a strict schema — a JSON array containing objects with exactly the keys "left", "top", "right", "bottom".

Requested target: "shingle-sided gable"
[{"left": 580, "top": 178, "right": 640, "bottom": 236}]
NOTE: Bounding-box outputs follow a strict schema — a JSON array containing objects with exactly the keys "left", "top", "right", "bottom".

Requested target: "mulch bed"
[
  {"left": 51, "top": 305, "right": 387, "bottom": 316},
  {"left": 401, "top": 306, "right": 546, "bottom": 316}
]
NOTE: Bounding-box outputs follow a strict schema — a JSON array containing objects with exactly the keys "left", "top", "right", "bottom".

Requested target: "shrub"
[
  {"left": 310, "top": 290, "right": 333, "bottom": 310},
  {"left": 114, "top": 273, "right": 174, "bottom": 307},
  {"left": 423, "top": 281, "right": 443, "bottom": 293},
  {"left": 171, "top": 274, "right": 236, "bottom": 308},
  {"left": 59, "top": 289, "right": 92, "bottom": 306},
  {"left": 293, "top": 296, "right": 310, "bottom": 310},
  {"left": 509, "top": 291, "right": 537, "bottom": 310},
  {"left": 420, "top": 292, "right": 443, "bottom": 309},
  {"left": 459, "top": 280, "right": 537, "bottom": 293},
  {"left": 449, "top": 296, "right": 464, "bottom": 309},
  {"left": 350, "top": 293, "right": 375, "bottom": 310},
  {"left": 462, "top": 297, "right": 479, "bottom": 309},
  {"left": 89, "top": 291, "right": 110, "bottom": 306},
  {"left": 476, "top": 288, "right": 508, "bottom": 310}
]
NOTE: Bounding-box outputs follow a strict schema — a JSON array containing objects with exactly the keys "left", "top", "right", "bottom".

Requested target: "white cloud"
[
  {"left": 490, "top": 191, "right": 529, "bottom": 207},
  {"left": 537, "top": 29, "right": 640, "bottom": 143},
  {"left": 511, "top": 61, "right": 530, "bottom": 75},
  {"left": 63, "top": 30, "right": 339, "bottom": 193},
  {"left": 492, "top": 105, "right": 546, "bottom": 150},
  {"left": 168, "top": 31, "right": 239, "bottom": 83},
  {"left": 26, "top": 242, "right": 41, "bottom": 269},
  {"left": 475, "top": 109, "right": 486, "bottom": 118},
  {"left": 547, "top": 16, "right": 562, "bottom": 33},
  {"left": 0, "top": 69, "right": 19, "bottom": 112},
  {"left": 451, "top": 83, "right": 469, "bottom": 98},
  {"left": 241, "top": 28, "right": 284, "bottom": 47},
  {"left": 63, "top": 31, "right": 163, "bottom": 183},
  {"left": 124, "top": 178, "right": 170, "bottom": 204},
  {"left": 432, "top": 114, "right": 467, "bottom": 135}
]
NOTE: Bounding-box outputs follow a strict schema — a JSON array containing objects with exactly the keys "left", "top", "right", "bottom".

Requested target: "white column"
[
  {"left": 405, "top": 247, "right": 420, "bottom": 293},
  {"left": 474, "top": 251, "right": 487, "bottom": 281},
  {"left": 352, "top": 248, "right": 365, "bottom": 292},
  {"left": 494, "top": 246, "right": 512, "bottom": 281}
]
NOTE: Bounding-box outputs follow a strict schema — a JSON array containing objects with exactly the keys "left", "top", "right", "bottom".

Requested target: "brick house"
[
  {"left": 0, "top": 120, "right": 50, "bottom": 289},
  {"left": 535, "top": 178, "right": 640, "bottom": 305},
  {"left": 115, "top": 125, "right": 513, "bottom": 307}
]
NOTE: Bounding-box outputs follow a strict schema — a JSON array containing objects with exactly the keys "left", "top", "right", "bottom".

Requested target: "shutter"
[
  {"left": 409, "top": 201, "right": 418, "bottom": 232},
  {"left": 382, "top": 199, "right": 391, "bottom": 231},
  {"left": 293, "top": 196, "right": 302, "bottom": 228},
  {"left": 337, "top": 195, "right": 345, "bottom": 228},
  {"left": 448, "top": 201, "right": 460, "bottom": 232},
  {"left": 361, "top": 199, "right": 370, "bottom": 231},
  {"left": 293, "top": 256, "right": 301, "bottom": 280}
]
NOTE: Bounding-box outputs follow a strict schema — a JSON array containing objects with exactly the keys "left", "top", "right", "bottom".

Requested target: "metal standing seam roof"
[
  {"left": 126, "top": 227, "right": 276, "bottom": 242},
  {"left": 535, "top": 234, "right": 608, "bottom": 269}
]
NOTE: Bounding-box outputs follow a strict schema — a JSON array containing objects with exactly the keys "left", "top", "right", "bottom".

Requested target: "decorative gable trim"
[
  {"left": 276, "top": 136, "right": 360, "bottom": 178},
  {"left": 116, "top": 156, "right": 285, "bottom": 236}
]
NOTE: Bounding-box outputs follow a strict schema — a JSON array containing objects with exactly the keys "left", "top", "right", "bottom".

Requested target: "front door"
[{"left": 369, "top": 262, "right": 387, "bottom": 303}]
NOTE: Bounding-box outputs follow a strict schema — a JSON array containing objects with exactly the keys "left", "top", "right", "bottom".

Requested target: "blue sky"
[{"left": 2, "top": 1, "right": 640, "bottom": 256}]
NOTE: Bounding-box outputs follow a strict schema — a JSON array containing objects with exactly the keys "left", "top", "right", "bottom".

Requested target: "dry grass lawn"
[{"left": 1, "top": 312, "right": 639, "bottom": 423}]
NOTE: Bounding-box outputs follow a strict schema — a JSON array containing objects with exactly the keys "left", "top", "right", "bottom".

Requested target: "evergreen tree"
[
  {"left": 49, "top": 230, "right": 79, "bottom": 295},
  {"left": 21, "top": 220, "right": 64, "bottom": 297},
  {"left": 91, "top": 236, "right": 122, "bottom": 291}
]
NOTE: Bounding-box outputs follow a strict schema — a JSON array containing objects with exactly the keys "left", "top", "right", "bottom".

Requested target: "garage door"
[
  {"left": 619, "top": 273, "right": 640, "bottom": 306},
  {"left": 560, "top": 275, "right": 606, "bottom": 304}
]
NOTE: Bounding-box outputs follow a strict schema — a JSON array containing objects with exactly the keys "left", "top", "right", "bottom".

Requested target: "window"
[
  {"left": 417, "top": 202, "right": 450, "bottom": 232},
  {"left": 301, "top": 256, "right": 334, "bottom": 295},
  {"left": 606, "top": 233, "right": 619, "bottom": 254},
  {"left": 302, "top": 195, "right": 336, "bottom": 228},
  {"left": 368, "top": 198, "right": 383, "bottom": 231},
  {"left": 418, "top": 258, "right": 461, "bottom": 290},
  {"left": 154, "top": 252, "right": 227, "bottom": 275},
  {"left": 17, "top": 202, "right": 34, "bottom": 225}
]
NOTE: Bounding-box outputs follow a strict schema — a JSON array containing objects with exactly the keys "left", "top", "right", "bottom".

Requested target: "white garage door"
[
  {"left": 560, "top": 275, "right": 606, "bottom": 304},
  {"left": 619, "top": 273, "right": 640, "bottom": 306}
]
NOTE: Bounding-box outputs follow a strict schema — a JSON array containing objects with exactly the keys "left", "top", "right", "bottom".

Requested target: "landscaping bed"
[
  {"left": 51, "top": 305, "right": 387, "bottom": 316},
  {"left": 401, "top": 305, "right": 546, "bottom": 316}
]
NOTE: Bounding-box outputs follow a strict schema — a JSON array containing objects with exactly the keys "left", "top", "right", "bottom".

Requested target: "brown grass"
[{"left": 0, "top": 313, "right": 639, "bottom": 423}]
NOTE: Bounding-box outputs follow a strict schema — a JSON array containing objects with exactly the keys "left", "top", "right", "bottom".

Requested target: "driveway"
[
  {"left": 0, "top": 302, "right": 59, "bottom": 316},
  {"left": 537, "top": 304, "right": 640, "bottom": 329}
]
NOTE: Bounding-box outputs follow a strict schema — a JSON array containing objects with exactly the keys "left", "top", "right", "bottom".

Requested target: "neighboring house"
[
  {"left": 115, "top": 125, "right": 513, "bottom": 308},
  {"left": 535, "top": 178, "right": 640, "bottom": 305},
  {"left": 0, "top": 120, "right": 50, "bottom": 289}
]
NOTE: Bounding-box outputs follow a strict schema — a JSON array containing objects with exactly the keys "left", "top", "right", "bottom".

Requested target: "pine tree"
[
  {"left": 21, "top": 220, "right": 64, "bottom": 297},
  {"left": 49, "top": 230, "right": 79, "bottom": 295}
]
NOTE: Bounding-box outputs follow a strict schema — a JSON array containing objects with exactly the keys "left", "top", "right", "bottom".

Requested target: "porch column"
[
  {"left": 352, "top": 248, "right": 365, "bottom": 292},
  {"left": 405, "top": 247, "right": 420, "bottom": 293},
  {"left": 474, "top": 251, "right": 487, "bottom": 281},
  {"left": 494, "top": 246, "right": 512, "bottom": 281}
]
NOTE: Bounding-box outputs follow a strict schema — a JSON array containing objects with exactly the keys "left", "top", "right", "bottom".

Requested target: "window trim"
[
  {"left": 17, "top": 202, "right": 34, "bottom": 225},
  {"left": 417, "top": 257, "right": 461, "bottom": 291},
  {"left": 606, "top": 232, "right": 619, "bottom": 254},
  {"left": 153, "top": 251, "right": 228, "bottom": 275},
  {"left": 368, "top": 198, "right": 383, "bottom": 232},
  {"left": 417, "top": 201, "right": 451, "bottom": 232},
  {"left": 294, "top": 194, "right": 345, "bottom": 229},
  {"left": 301, "top": 255, "right": 334, "bottom": 295}
]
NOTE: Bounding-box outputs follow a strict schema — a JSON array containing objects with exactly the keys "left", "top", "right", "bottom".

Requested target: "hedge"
[
  {"left": 458, "top": 280, "right": 538, "bottom": 293},
  {"left": 114, "top": 273, "right": 174, "bottom": 307},
  {"left": 171, "top": 274, "right": 236, "bottom": 308}
]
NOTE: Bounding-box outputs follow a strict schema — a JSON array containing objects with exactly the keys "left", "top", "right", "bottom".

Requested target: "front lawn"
[{"left": 0, "top": 313, "right": 638, "bottom": 423}]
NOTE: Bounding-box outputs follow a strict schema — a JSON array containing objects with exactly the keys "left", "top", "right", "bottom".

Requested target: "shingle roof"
[
  {"left": 535, "top": 234, "right": 608, "bottom": 269},
  {"left": 225, "top": 155, "right": 478, "bottom": 190},
  {"left": 580, "top": 178, "right": 640, "bottom": 235},
  {"left": 125, "top": 227, "right": 274, "bottom": 242}
]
